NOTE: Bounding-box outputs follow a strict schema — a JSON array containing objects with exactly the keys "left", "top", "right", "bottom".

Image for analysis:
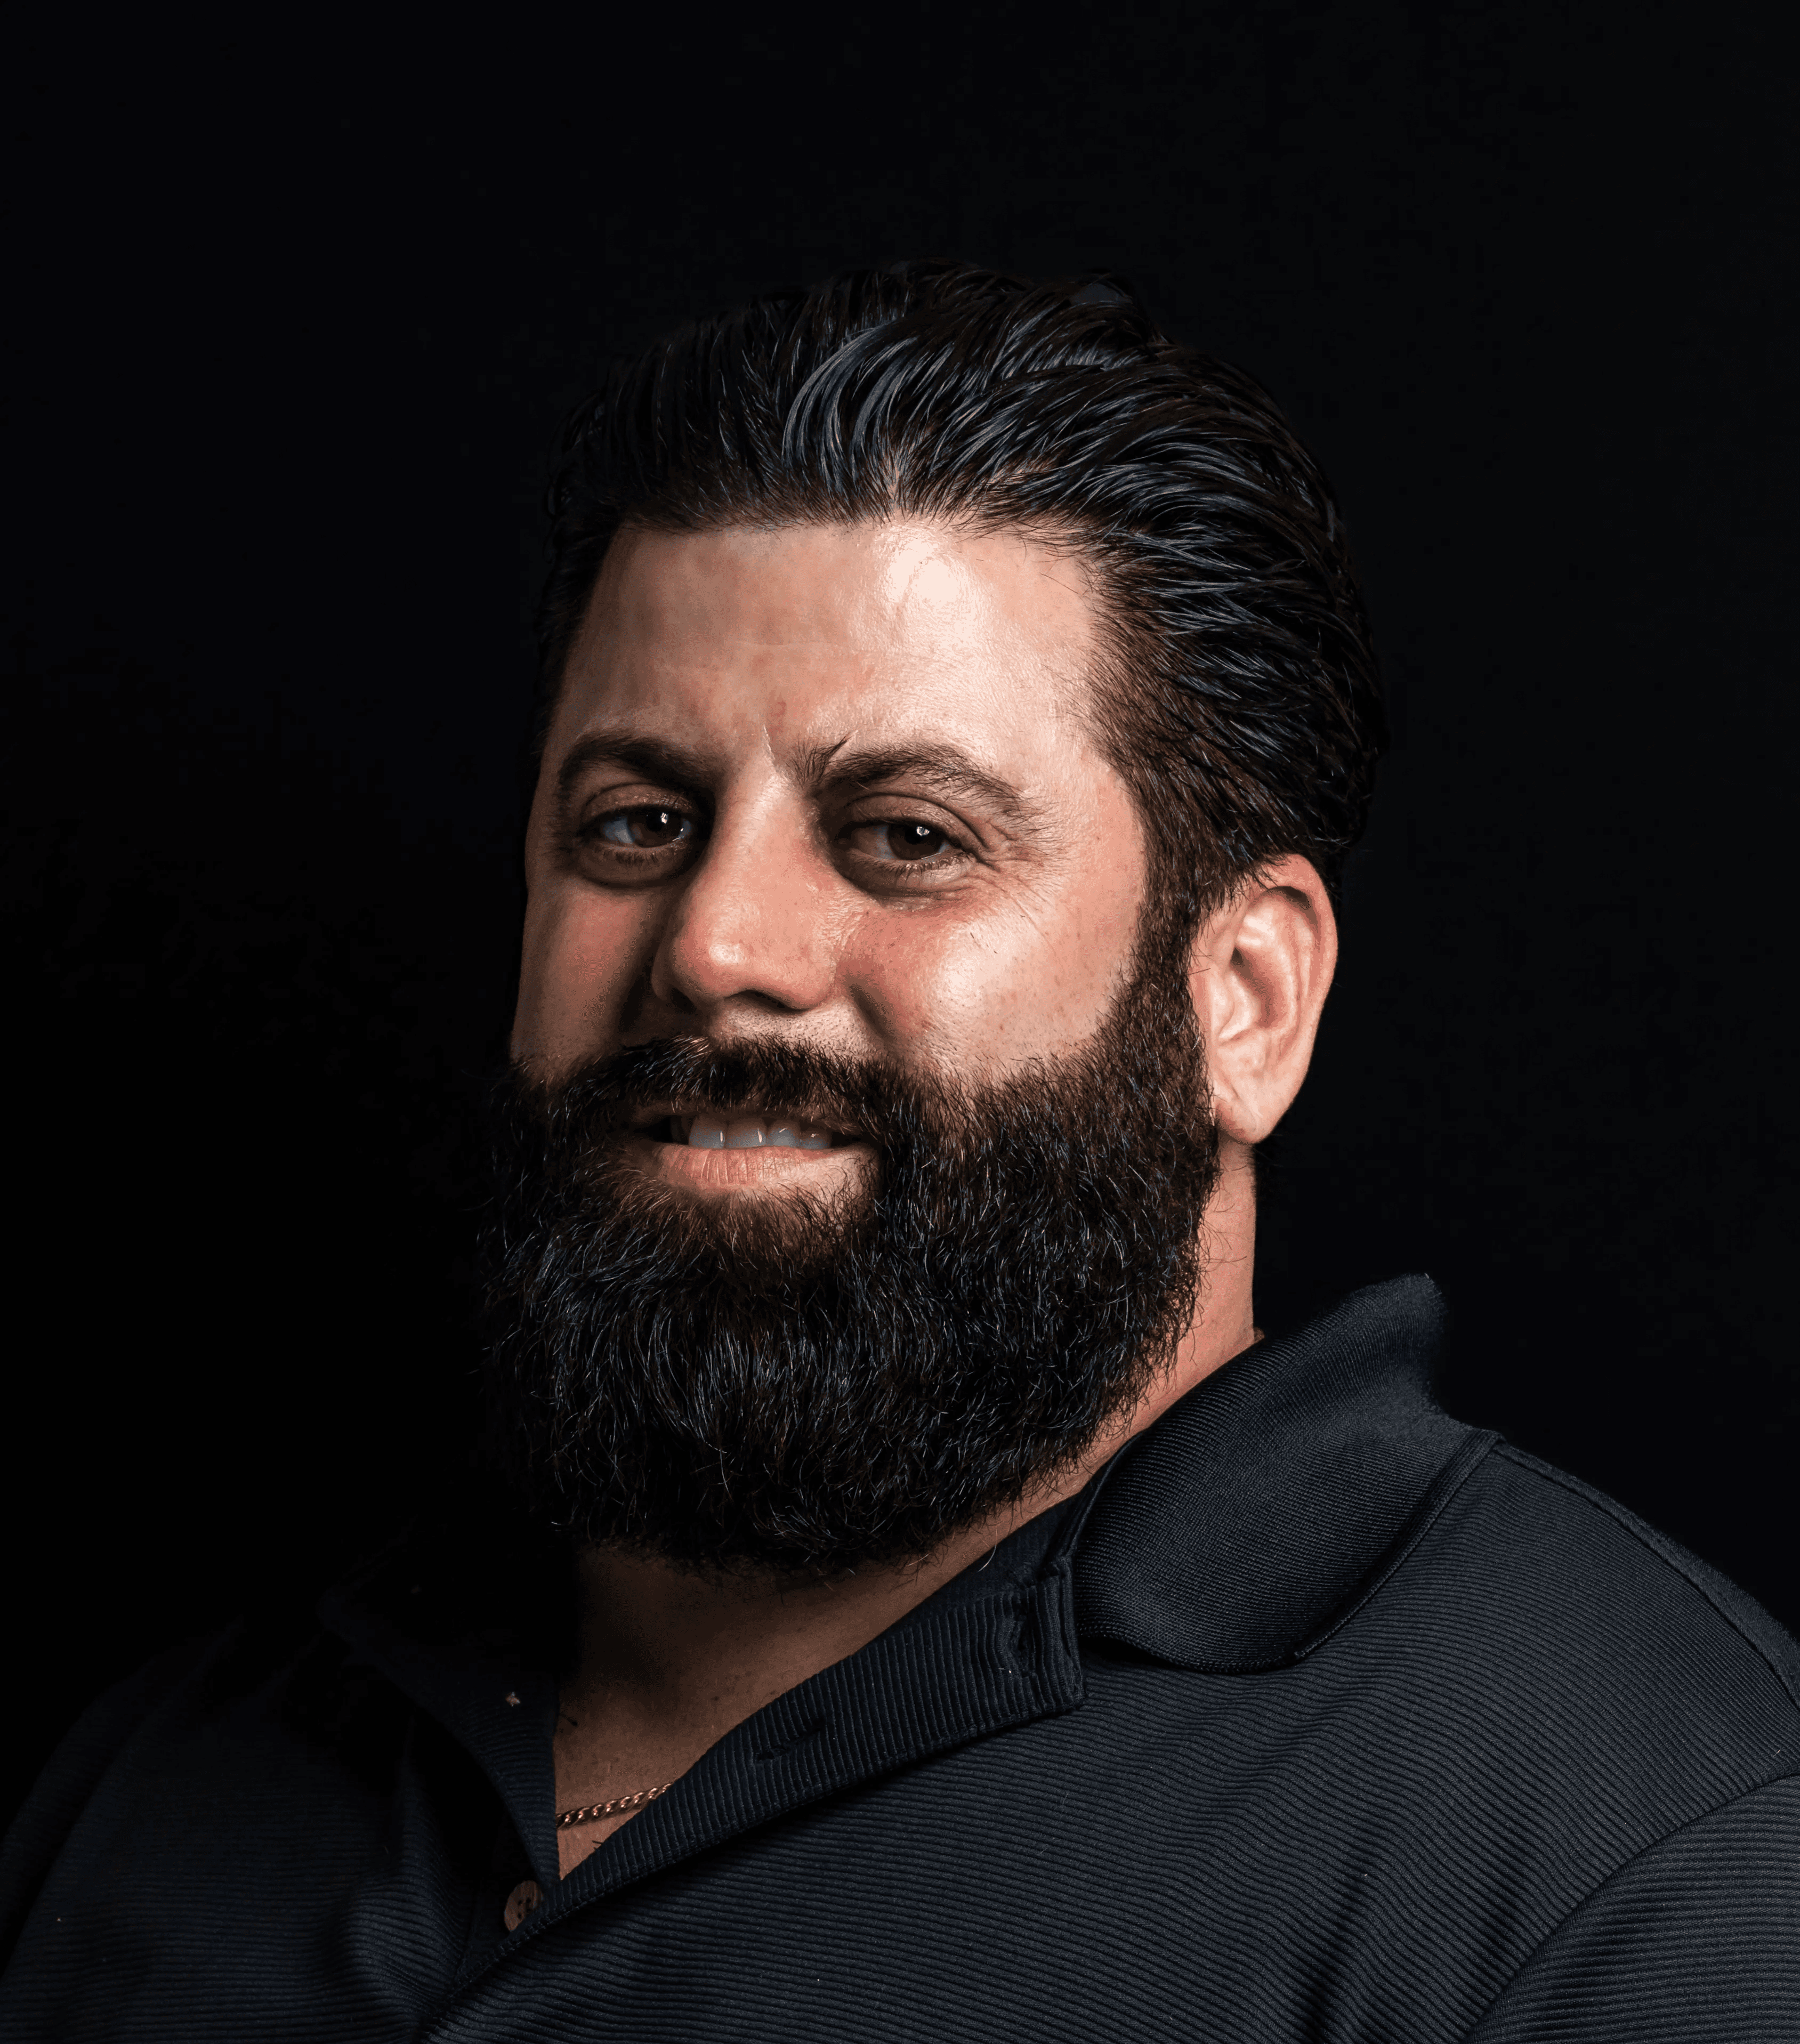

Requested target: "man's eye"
[
  {"left": 868, "top": 820, "right": 951, "bottom": 862},
  {"left": 595, "top": 806, "right": 696, "bottom": 850}
]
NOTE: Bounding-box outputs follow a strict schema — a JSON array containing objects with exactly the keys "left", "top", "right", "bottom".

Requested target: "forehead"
[{"left": 549, "top": 519, "right": 1101, "bottom": 762}]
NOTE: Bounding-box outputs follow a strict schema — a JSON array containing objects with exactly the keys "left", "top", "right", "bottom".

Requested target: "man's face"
[
  {"left": 490, "top": 519, "right": 1218, "bottom": 1575},
  {"left": 515, "top": 519, "right": 1149, "bottom": 1151}
]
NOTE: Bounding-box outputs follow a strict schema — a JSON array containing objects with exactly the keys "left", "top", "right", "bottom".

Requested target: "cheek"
[
  {"left": 847, "top": 885, "right": 1137, "bottom": 1068},
  {"left": 512, "top": 880, "right": 648, "bottom": 1066}
]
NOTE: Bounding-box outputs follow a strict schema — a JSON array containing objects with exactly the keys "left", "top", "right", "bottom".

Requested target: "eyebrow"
[
  {"left": 555, "top": 728, "right": 1038, "bottom": 829},
  {"left": 804, "top": 742, "right": 1037, "bottom": 829},
  {"left": 554, "top": 729, "right": 718, "bottom": 809}
]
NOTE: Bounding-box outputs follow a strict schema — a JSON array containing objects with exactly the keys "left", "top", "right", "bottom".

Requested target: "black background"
[{"left": 5, "top": 5, "right": 1794, "bottom": 1825}]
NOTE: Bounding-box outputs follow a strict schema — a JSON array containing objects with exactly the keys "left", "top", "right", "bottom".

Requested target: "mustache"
[{"left": 512, "top": 1036, "right": 954, "bottom": 1149}]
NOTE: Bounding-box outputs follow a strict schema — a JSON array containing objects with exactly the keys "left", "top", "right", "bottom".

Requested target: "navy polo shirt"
[{"left": 3, "top": 1276, "right": 1796, "bottom": 2040}]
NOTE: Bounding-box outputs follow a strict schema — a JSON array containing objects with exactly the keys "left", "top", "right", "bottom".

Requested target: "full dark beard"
[{"left": 478, "top": 933, "right": 1218, "bottom": 1577}]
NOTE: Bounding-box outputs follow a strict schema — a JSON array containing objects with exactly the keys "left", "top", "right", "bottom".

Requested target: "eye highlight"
[
  {"left": 594, "top": 805, "right": 698, "bottom": 850},
  {"left": 866, "top": 820, "right": 951, "bottom": 861},
  {"left": 838, "top": 814, "right": 974, "bottom": 880},
  {"left": 572, "top": 802, "right": 707, "bottom": 877}
]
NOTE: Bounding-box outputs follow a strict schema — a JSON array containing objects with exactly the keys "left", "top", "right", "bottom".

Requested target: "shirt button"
[{"left": 503, "top": 1880, "right": 543, "bottom": 1933}]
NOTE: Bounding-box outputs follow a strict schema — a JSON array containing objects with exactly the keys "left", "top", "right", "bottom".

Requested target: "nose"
[{"left": 649, "top": 800, "right": 838, "bottom": 1022}]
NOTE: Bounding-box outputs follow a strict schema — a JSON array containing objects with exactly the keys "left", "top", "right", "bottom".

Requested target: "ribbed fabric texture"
[{"left": 3, "top": 1278, "right": 1796, "bottom": 2041}]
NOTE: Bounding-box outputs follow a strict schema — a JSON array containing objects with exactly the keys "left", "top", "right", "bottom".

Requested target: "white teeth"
[
  {"left": 772, "top": 1121, "right": 833, "bottom": 1150},
  {"left": 681, "top": 1113, "right": 834, "bottom": 1151}
]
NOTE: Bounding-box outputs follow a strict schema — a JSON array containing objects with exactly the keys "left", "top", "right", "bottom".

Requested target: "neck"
[{"left": 553, "top": 1141, "right": 1258, "bottom": 1869}]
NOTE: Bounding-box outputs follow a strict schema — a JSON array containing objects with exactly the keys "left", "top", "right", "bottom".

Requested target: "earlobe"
[{"left": 1190, "top": 857, "right": 1338, "bottom": 1146}]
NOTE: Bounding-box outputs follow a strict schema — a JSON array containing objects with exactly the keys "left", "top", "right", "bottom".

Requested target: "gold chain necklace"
[{"left": 556, "top": 1782, "right": 674, "bottom": 1829}]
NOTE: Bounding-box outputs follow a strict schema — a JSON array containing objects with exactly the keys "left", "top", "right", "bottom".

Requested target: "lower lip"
[{"left": 621, "top": 1130, "right": 877, "bottom": 1191}]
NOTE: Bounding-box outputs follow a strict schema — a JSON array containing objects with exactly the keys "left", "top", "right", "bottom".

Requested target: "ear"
[{"left": 1187, "top": 856, "right": 1338, "bottom": 1145}]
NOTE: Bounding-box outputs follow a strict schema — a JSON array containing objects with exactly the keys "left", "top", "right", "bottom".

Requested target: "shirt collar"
[
  {"left": 318, "top": 1458, "right": 1096, "bottom": 1895},
  {"left": 567, "top": 1520, "right": 1086, "bottom": 1929},
  {"left": 1074, "top": 1273, "right": 1494, "bottom": 1670},
  {"left": 318, "top": 1274, "right": 1489, "bottom": 1891}
]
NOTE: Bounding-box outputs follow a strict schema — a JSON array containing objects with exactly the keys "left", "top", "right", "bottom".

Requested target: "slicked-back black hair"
[{"left": 538, "top": 258, "right": 1384, "bottom": 935}]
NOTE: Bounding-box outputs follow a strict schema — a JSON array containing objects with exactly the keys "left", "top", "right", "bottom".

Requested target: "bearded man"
[{"left": 3, "top": 263, "right": 1795, "bottom": 2041}]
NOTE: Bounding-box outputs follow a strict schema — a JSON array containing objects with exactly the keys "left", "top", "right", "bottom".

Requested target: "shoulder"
[
  {"left": 1279, "top": 1434, "right": 1800, "bottom": 1855},
  {"left": 0, "top": 1631, "right": 231, "bottom": 1970},
  {"left": 1078, "top": 1277, "right": 1800, "bottom": 1760},
  {"left": 1069, "top": 1283, "right": 1800, "bottom": 2032},
  {"left": 1307, "top": 1437, "right": 1800, "bottom": 2030},
  {"left": 0, "top": 1608, "right": 389, "bottom": 1973},
  {"left": 1462, "top": 1771, "right": 1800, "bottom": 2041},
  {"left": 1426, "top": 1440, "right": 1800, "bottom": 1743}
]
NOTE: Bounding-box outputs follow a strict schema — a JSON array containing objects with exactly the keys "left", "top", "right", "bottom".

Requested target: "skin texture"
[{"left": 513, "top": 520, "right": 1337, "bottom": 1875}]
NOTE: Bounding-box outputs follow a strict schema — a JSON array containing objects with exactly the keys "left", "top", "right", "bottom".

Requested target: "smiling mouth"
[{"left": 633, "top": 1108, "right": 857, "bottom": 1152}]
